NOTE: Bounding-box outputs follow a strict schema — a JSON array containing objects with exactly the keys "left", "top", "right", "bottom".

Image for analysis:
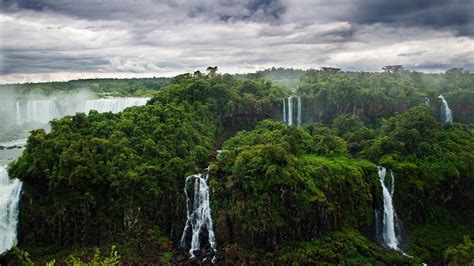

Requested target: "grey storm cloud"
[
  {"left": 0, "top": 0, "right": 473, "bottom": 83},
  {"left": 350, "top": 0, "right": 474, "bottom": 36}
]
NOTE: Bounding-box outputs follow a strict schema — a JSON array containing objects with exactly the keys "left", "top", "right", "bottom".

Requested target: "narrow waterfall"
[
  {"left": 287, "top": 96, "right": 293, "bottom": 126},
  {"left": 282, "top": 96, "right": 302, "bottom": 127},
  {"left": 424, "top": 97, "right": 430, "bottom": 107},
  {"left": 377, "top": 166, "right": 401, "bottom": 250},
  {"left": 180, "top": 171, "right": 217, "bottom": 260},
  {"left": 84, "top": 97, "right": 149, "bottom": 113},
  {"left": 0, "top": 166, "right": 23, "bottom": 255},
  {"left": 297, "top": 97, "right": 302, "bottom": 127},
  {"left": 438, "top": 95, "right": 453, "bottom": 124}
]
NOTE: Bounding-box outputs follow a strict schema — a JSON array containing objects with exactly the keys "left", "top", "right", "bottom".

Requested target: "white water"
[
  {"left": 378, "top": 166, "right": 400, "bottom": 250},
  {"left": 424, "top": 97, "right": 430, "bottom": 107},
  {"left": 13, "top": 97, "right": 150, "bottom": 126},
  {"left": 283, "top": 96, "right": 302, "bottom": 127},
  {"left": 84, "top": 97, "right": 149, "bottom": 113},
  {"left": 180, "top": 171, "right": 217, "bottom": 258},
  {"left": 297, "top": 97, "right": 302, "bottom": 127},
  {"left": 16, "top": 99, "right": 61, "bottom": 125},
  {"left": 0, "top": 166, "right": 23, "bottom": 255},
  {"left": 287, "top": 96, "right": 293, "bottom": 126},
  {"left": 438, "top": 95, "right": 453, "bottom": 123}
]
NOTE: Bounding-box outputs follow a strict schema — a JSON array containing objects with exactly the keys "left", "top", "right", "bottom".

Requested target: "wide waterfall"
[
  {"left": 84, "top": 97, "right": 149, "bottom": 113},
  {"left": 377, "top": 166, "right": 401, "bottom": 250},
  {"left": 180, "top": 171, "right": 217, "bottom": 260},
  {"left": 12, "top": 97, "right": 150, "bottom": 126},
  {"left": 0, "top": 166, "right": 23, "bottom": 255},
  {"left": 16, "top": 99, "right": 61, "bottom": 125},
  {"left": 282, "top": 96, "right": 302, "bottom": 127},
  {"left": 438, "top": 95, "right": 453, "bottom": 124}
]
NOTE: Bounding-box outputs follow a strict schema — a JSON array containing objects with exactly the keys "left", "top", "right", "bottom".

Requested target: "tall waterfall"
[
  {"left": 297, "top": 97, "right": 302, "bottom": 127},
  {"left": 0, "top": 166, "right": 23, "bottom": 255},
  {"left": 288, "top": 96, "right": 293, "bottom": 126},
  {"left": 438, "top": 95, "right": 453, "bottom": 124},
  {"left": 282, "top": 96, "right": 302, "bottom": 127},
  {"left": 377, "top": 166, "right": 401, "bottom": 250},
  {"left": 180, "top": 171, "right": 217, "bottom": 260},
  {"left": 84, "top": 97, "right": 149, "bottom": 113},
  {"left": 16, "top": 99, "right": 61, "bottom": 125}
]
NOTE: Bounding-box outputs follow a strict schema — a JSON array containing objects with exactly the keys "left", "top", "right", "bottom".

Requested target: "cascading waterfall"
[
  {"left": 84, "top": 97, "right": 149, "bottom": 113},
  {"left": 287, "top": 96, "right": 293, "bottom": 126},
  {"left": 282, "top": 96, "right": 302, "bottom": 127},
  {"left": 297, "top": 97, "right": 302, "bottom": 127},
  {"left": 0, "top": 166, "right": 22, "bottom": 255},
  {"left": 377, "top": 166, "right": 401, "bottom": 250},
  {"left": 180, "top": 171, "right": 217, "bottom": 260},
  {"left": 438, "top": 95, "right": 453, "bottom": 124}
]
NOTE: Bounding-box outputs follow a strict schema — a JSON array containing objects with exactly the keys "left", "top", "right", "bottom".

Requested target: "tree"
[
  {"left": 382, "top": 65, "right": 404, "bottom": 73},
  {"left": 321, "top": 67, "right": 341, "bottom": 74},
  {"left": 206, "top": 66, "right": 218, "bottom": 76}
]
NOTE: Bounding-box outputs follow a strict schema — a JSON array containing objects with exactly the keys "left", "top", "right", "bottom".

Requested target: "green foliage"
[
  {"left": 214, "top": 120, "right": 379, "bottom": 249},
  {"left": 297, "top": 69, "right": 474, "bottom": 123},
  {"left": 279, "top": 230, "right": 418, "bottom": 265},
  {"left": 6, "top": 70, "right": 474, "bottom": 264},
  {"left": 11, "top": 246, "right": 34, "bottom": 266},
  {"left": 65, "top": 246, "right": 120, "bottom": 266},
  {"left": 444, "top": 236, "right": 474, "bottom": 266},
  {"left": 1, "top": 77, "right": 170, "bottom": 96}
]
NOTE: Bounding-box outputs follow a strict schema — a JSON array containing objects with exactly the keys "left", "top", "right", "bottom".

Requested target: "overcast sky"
[{"left": 1, "top": 0, "right": 473, "bottom": 83}]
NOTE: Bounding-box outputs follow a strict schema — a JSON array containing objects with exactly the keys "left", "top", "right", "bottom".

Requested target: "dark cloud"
[
  {"left": 1, "top": 51, "right": 108, "bottom": 75},
  {"left": 351, "top": 0, "right": 474, "bottom": 36},
  {"left": 0, "top": 0, "right": 473, "bottom": 83},
  {"left": 3, "top": 0, "right": 287, "bottom": 23}
]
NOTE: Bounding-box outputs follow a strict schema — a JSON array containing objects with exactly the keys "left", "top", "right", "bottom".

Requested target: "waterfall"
[
  {"left": 15, "top": 101, "right": 21, "bottom": 125},
  {"left": 424, "top": 97, "right": 430, "bottom": 107},
  {"left": 283, "top": 96, "right": 302, "bottom": 127},
  {"left": 297, "top": 97, "right": 302, "bottom": 127},
  {"left": 378, "top": 166, "right": 401, "bottom": 250},
  {"left": 84, "top": 97, "right": 149, "bottom": 114},
  {"left": 438, "top": 95, "right": 453, "bottom": 124},
  {"left": 287, "top": 96, "right": 293, "bottom": 126},
  {"left": 0, "top": 166, "right": 23, "bottom": 255},
  {"left": 16, "top": 99, "right": 61, "bottom": 125},
  {"left": 180, "top": 171, "right": 217, "bottom": 260}
]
